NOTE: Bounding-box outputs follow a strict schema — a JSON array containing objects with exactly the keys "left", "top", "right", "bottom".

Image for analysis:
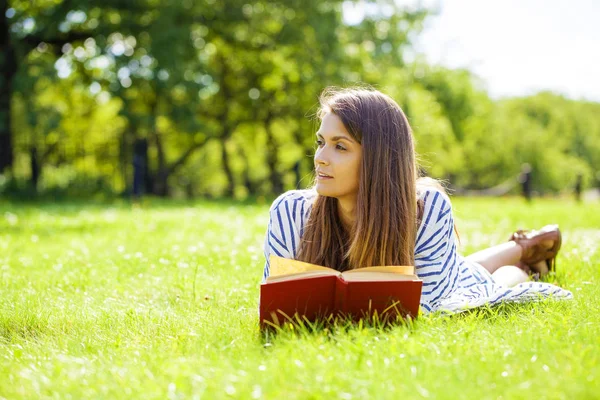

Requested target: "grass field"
[{"left": 1, "top": 196, "right": 599, "bottom": 399}]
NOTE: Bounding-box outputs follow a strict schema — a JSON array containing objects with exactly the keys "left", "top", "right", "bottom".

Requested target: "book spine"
[{"left": 334, "top": 276, "right": 348, "bottom": 315}]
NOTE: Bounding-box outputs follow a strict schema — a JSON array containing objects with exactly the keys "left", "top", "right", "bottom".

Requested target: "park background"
[
  {"left": 1, "top": 1, "right": 600, "bottom": 399},
  {"left": 2, "top": 0, "right": 600, "bottom": 199}
]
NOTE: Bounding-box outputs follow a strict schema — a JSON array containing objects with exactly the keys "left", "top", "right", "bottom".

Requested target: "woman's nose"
[{"left": 314, "top": 147, "right": 329, "bottom": 166}]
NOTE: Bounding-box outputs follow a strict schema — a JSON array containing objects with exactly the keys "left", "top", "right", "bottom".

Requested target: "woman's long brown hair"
[{"left": 296, "top": 88, "right": 420, "bottom": 271}]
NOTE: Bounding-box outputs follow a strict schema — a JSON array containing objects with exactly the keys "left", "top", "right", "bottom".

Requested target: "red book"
[{"left": 260, "top": 256, "right": 422, "bottom": 327}]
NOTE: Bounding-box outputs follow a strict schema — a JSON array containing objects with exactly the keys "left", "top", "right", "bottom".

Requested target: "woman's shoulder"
[
  {"left": 269, "top": 189, "right": 318, "bottom": 213},
  {"left": 418, "top": 186, "right": 451, "bottom": 205},
  {"left": 418, "top": 176, "right": 451, "bottom": 197},
  {"left": 417, "top": 180, "right": 453, "bottom": 220},
  {"left": 415, "top": 181, "right": 455, "bottom": 248}
]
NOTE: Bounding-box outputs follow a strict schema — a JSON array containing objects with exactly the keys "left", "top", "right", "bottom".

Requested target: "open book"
[{"left": 260, "top": 256, "right": 423, "bottom": 327}]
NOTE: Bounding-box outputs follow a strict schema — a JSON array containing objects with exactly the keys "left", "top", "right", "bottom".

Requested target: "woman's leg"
[
  {"left": 465, "top": 242, "right": 523, "bottom": 274},
  {"left": 468, "top": 246, "right": 547, "bottom": 287},
  {"left": 466, "top": 238, "right": 555, "bottom": 275}
]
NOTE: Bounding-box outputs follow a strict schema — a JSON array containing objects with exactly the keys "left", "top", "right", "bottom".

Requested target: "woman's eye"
[
  {"left": 316, "top": 139, "right": 324, "bottom": 147},
  {"left": 336, "top": 144, "right": 346, "bottom": 151}
]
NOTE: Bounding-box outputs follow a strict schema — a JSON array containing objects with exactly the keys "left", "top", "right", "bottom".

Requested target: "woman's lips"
[{"left": 317, "top": 172, "right": 333, "bottom": 180}]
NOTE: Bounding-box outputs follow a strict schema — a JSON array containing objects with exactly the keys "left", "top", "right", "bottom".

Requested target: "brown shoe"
[{"left": 509, "top": 224, "right": 561, "bottom": 274}]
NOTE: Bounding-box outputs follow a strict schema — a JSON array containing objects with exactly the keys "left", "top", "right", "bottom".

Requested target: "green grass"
[{"left": 0, "top": 196, "right": 598, "bottom": 399}]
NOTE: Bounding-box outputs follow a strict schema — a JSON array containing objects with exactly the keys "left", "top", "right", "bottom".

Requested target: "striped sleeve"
[
  {"left": 262, "top": 190, "right": 314, "bottom": 282},
  {"left": 414, "top": 189, "right": 460, "bottom": 310}
]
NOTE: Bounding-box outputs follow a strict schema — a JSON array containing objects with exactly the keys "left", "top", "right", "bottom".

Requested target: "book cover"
[{"left": 260, "top": 256, "right": 423, "bottom": 327}]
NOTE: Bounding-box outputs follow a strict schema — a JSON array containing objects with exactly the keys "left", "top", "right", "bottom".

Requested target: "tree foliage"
[{"left": 1, "top": 0, "right": 599, "bottom": 198}]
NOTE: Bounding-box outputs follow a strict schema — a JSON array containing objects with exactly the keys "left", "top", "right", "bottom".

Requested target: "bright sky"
[
  {"left": 347, "top": 0, "right": 600, "bottom": 102},
  {"left": 415, "top": 0, "right": 600, "bottom": 101}
]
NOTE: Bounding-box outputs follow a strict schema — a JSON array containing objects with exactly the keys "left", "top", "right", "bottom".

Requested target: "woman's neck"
[{"left": 337, "top": 196, "right": 357, "bottom": 232}]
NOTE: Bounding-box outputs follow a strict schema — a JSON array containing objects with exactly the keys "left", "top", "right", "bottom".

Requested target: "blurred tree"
[
  {"left": 1, "top": 0, "right": 16, "bottom": 173},
  {"left": 4, "top": 0, "right": 599, "bottom": 199},
  {"left": 500, "top": 92, "right": 600, "bottom": 193}
]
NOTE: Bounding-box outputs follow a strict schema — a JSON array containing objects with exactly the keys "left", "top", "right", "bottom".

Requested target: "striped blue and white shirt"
[{"left": 262, "top": 188, "right": 573, "bottom": 313}]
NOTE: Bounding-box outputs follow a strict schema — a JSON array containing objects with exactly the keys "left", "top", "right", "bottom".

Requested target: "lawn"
[{"left": 0, "top": 196, "right": 598, "bottom": 399}]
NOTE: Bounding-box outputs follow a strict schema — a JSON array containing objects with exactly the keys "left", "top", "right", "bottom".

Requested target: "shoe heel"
[{"left": 548, "top": 256, "right": 556, "bottom": 273}]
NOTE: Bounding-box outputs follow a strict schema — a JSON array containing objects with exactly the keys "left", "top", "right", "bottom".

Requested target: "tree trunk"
[
  {"left": 151, "top": 130, "right": 170, "bottom": 197},
  {"left": 30, "top": 146, "right": 40, "bottom": 190},
  {"left": 293, "top": 160, "right": 301, "bottom": 188},
  {"left": 239, "top": 149, "right": 257, "bottom": 195},
  {"left": 147, "top": 91, "right": 170, "bottom": 197},
  {"left": 215, "top": 54, "right": 236, "bottom": 198},
  {"left": 291, "top": 126, "right": 312, "bottom": 188},
  {"left": 132, "top": 138, "right": 148, "bottom": 198},
  {"left": 149, "top": 129, "right": 206, "bottom": 197},
  {"left": 153, "top": 168, "right": 169, "bottom": 197},
  {"left": 220, "top": 140, "right": 235, "bottom": 197},
  {"left": 0, "top": 5, "right": 17, "bottom": 173}
]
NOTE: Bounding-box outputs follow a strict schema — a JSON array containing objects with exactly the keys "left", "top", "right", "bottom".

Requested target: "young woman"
[{"left": 262, "top": 88, "right": 572, "bottom": 313}]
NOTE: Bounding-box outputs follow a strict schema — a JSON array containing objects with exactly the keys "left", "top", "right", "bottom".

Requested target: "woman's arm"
[
  {"left": 262, "top": 191, "right": 312, "bottom": 282},
  {"left": 414, "top": 189, "right": 460, "bottom": 311}
]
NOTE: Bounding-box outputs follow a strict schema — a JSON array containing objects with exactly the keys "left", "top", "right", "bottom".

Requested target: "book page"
[
  {"left": 343, "top": 265, "right": 415, "bottom": 275},
  {"left": 341, "top": 271, "right": 419, "bottom": 282},
  {"left": 266, "top": 270, "right": 342, "bottom": 283},
  {"left": 268, "top": 255, "right": 338, "bottom": 278}
]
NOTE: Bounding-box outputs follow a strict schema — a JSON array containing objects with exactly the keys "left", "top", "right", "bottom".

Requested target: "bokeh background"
[{"left": 1, "top": 0, "right": 599, "bottom": 200}]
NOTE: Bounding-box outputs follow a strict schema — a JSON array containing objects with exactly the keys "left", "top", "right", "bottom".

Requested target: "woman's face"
[{"left": 314, "top": 112, "right": 362, "bottom": 200}]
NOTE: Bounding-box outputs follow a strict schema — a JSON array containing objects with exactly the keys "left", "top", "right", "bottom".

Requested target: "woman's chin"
[{"left": 315, "top": 184, "right": 335, "bottom": 197}]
